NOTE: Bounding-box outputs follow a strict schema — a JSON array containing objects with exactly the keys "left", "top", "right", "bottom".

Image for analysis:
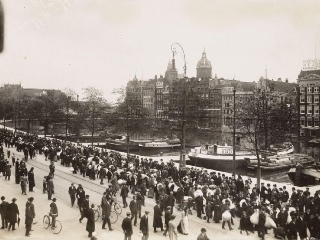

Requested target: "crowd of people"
[{"left": 1, "top": 128, "right": 320, "bottom": 239}]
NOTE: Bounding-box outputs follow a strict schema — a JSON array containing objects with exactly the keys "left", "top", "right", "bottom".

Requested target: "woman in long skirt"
[
  {"left": 180, "top": 208, "right": 189, "bottom": 235},
  {"left": 20, "top": 174, "right": 28, "bottom": 195},
  {"left": 28, "top": 167, "right": 35, "bottom": 192}
]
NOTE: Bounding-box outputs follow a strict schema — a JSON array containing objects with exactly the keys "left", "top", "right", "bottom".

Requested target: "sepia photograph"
[{"left": 0, "top": 1, "right": 320, "bottom": 240}]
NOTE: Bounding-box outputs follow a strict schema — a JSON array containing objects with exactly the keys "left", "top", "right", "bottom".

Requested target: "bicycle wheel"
[
  {"left": 43, "top": 215, "right": 50, "bottom": 229},
  {"left": 94, "top": 209, "right": 100, "bottom": 222},
  {"left": 51, "top": 220, "right": 62, "bottom": 234},
  {"left": 110, "top": 211, "right": 118, "bottom": 224},
  {"left": 113, "top": 202, "right": 122, "bottom": 215}
]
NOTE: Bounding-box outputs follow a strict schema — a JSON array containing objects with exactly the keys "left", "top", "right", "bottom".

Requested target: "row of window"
[
  {"left": 300, "top": 116, "right": 319, "bottom": 127},
  {"left": 300, "top": 95, "right": 319, "bottom": 103},
  {"left": 300, "top": 105, "right": 320, "bottom": 114},
  {"left": 300, "top": 86, "right": 319, "bottom": 93}
]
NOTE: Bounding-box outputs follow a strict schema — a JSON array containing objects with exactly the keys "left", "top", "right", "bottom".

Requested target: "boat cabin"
[{"left": 193, "top": 144, "right": 234, "bottom": 155}]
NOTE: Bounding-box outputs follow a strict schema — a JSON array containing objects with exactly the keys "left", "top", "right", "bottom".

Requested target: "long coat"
[
  {"left": 122, "top": 217, "right": 133, "bottom": 236},
  {"left": 101, "top": 201, "right": 111, "bottom": 217},
  {"left": 153, "top": 204, "right": 163, "bottom": 228},
  {"left": 25, "top": 202, "right": 34, "bottom": 225},
  {"left": 213, "top": 198, "right": 222, "bottom": 222},
  {"left": 47, "top": 179, "right": 54, "bottom": 195},
  {"left": 139, "top": 215, "right": 149, "bottom": 234},
  {"left": 86, "top": 208, "right": 95, "bottom": 233},
  {"left": 8, "top": 202, "right": 19, "bottom": 224},
  {"left": 168, "top": 219, "right": 178, "bottom": 240},
  {"left": 28, "top": 171, "right": 35, "bottom": 188}
]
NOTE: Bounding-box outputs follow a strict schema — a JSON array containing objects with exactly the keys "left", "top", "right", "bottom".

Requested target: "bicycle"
[
  {"left": 94, "top": 205, "right": 118, "bottom": 223},
  {"left": 43, "top": 213, "right": 62, "bottom": 234}
]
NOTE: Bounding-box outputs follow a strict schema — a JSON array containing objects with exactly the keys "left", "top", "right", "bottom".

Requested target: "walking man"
[
  {"left": 120, "top": 184, "right": 129, "bottom": 208},
  {"left": 102, "top": 199, "right": 113, "bottom": 231},
  {"left": 68, "top": 183, "right": 77, "bottom": 207},
  {"left": 129, "top": 196, "right": 138, "bottom": 226},
  {"left": 79, "top": 195, "right": 90, "bottom": 223},
  {"left": 140, "top": 211, "right": 150, "bottom": 240},
  {"left": 47, "top": 176, "right": 54, "bottom": 200},
  {"left": 8, "top": 198, "right": 19, "bottom": 231},
  {"left": 25, "top": 200, "right": 34, "bottom": 237},
  {"left": 122, "top": 212, "right": 133, "bottom": 240},
  {"left": 0, "top": 196, "right": 9, "bottom": 229},
  {"left": 86, "top": 204, "right": 95, "bottom": 238}
]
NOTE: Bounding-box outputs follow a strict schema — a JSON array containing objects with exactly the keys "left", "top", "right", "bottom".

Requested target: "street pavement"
[{"left": 0, "top": 145, "right": 290, "bottom": 240}]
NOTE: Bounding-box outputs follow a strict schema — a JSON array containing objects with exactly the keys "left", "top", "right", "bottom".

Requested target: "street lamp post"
[
  {"left": 171, "top": 42, "right": 187, "bottom": 169},
  {"left": 232, "top": 89, "right": 236, "bottom": 175},
  {"left": 66, "top": 96, "right": 71, "bottom": 142}
]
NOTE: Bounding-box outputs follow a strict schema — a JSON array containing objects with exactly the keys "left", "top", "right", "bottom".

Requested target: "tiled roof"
[{"left": 298, "top": 69, "right": 320, "bottom": 79}]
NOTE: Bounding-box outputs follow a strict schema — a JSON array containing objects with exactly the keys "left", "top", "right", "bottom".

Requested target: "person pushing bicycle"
[{"left": 50, "top": 198, "right": 58, "bottom": 229}]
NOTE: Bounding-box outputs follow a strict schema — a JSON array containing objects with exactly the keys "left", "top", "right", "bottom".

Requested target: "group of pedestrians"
[{"left": 2, "top": 128, "right": 320, "bottom": 240}]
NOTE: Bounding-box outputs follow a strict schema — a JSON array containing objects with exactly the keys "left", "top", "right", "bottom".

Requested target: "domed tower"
[
  {"left": 196, "top": 50, "right": 212, "bottom": 79},
  {"left": 165, "top": 58, "right": 178, "bottom": 81}
]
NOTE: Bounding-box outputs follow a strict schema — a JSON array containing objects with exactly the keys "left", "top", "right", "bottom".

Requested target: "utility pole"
[{"left": 232, "top": 89, "right": 236, "bottom": 175}]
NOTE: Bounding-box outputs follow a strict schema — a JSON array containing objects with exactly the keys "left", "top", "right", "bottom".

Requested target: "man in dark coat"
[
  {"left": 257, "top": 207, "right": 266, "bottom": 240},
  {"left": 86, "top": 204, "right": 95, "bottom": 238},
  {"left": 129, "top": 196, "right": 138, "bottom": 226},
  {"left": 77, "top": 185, "right": 86, "bottom": 213},
  {"left": 0, "top": 196, "right": 9, "bottom": 228},
  {"left": 122, "top": 212, "right": 133, "bottom": 240},
  {"left": 25, "top": 201, "right": 33, "bottom": 237},
  {"left": 120, "top": 184, "right": 129, "bottom": 208},
  {"left": 79, "top": 195, "right": 90, "bottom": 223},
  {"left": 27, "top": 167, "right": 35, "bottom": 192},
  {"left": 285, "top": 213, "right": 298, "bottom": 240},
  {"left": 296, "top": 212, "right": 308, "bottom": 239},
  {"left": 68, "top": 183, "right": 77, "bottom": 207},
  {"left": 167, "top": 191, "right": 175, "bottom": 214},
  {"left": 163, "top": 206, "right": 172, "bottom": 236},
  {"left": 99, "top": 166, "right": 106, "bottom": 185},
  {"left": 153, "top": 201, "right": 164, "bottom": 232},
  {"left": 50, "top": 198, "right": 58, "bottom": 229},
  {"left": 47, "top": 177, "right": 54, "bottom": 200},
  {"left": 140, "top": 211, "right": 150, "bottom": 240},
  {"left": 8, "top": 198, "right": 19, "bottom": 231},
  {"left": 101, "top": 199, "right": 113, "bottom": 231}
]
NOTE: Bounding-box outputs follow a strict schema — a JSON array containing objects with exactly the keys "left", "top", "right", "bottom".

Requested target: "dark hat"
[
  {"left": 91, "top": 204, "right": 95, "bottom": 208},
  {"left": 126, "top": 212, "right": 131, "bottom": 216},
  {"left": 0, "top": 196, "right": 4, "bottom": 200},
  {"left": 145, "top": 210, "right": 150, "bottom": 214},
  {"left": 12, "top": 198, "right": 17, "bottom": 202},
  {"left": 29, "top": 197, "right": 34, "bottom": 201},
  {"left": 167, "top": 206, "right": 171, "bottom": 209},
  {"left": 201, "top": 228, "right": 206, "bottom": 232},
  {"left": 86, "top": 195, "right": 89, "bottom": 198},
  {"left": 133, "top": 196, "right": 136, "bottom": 199},
  {"left": 52, "top": 198, "right": 57, "bottom": 202},
  {"left": 71, "top": 183, "right": 74, "bottom": 185}
]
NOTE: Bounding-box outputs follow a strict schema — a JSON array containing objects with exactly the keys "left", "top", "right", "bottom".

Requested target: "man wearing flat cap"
[
  {"left": 50, "top": 198, "right": 58, "bottom": 229},
  {"left": 122, "top": 212, "right": 133, "bottom": 240},
  {"left": 8, "top": 198, "right": 19, "bottom": 231},
  {"left": 79, "top": 195, "right": 90, "bottom": 223},
  {"left": 197, "top": 228, "right": 210, "bottom": 240},
  {"left": 140, "top": 211, "right": 149, "bottom": 240}
]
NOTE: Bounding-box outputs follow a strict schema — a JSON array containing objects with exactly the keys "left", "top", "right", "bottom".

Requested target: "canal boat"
[
  {"left": 188, "top": 144, "right": 257, "bottom": 171},
  {"left": 288, "top": 163, "right": 320, "bottom": 186}
]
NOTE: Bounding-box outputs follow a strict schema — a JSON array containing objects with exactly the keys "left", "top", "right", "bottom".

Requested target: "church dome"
[{"left": 197, "top": 51, "right": 212, "bottom": 69}]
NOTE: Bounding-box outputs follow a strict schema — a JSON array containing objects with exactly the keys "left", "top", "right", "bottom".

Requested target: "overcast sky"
[{"left": 1, "top": 0, "right": 320, "bottom": 102}]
